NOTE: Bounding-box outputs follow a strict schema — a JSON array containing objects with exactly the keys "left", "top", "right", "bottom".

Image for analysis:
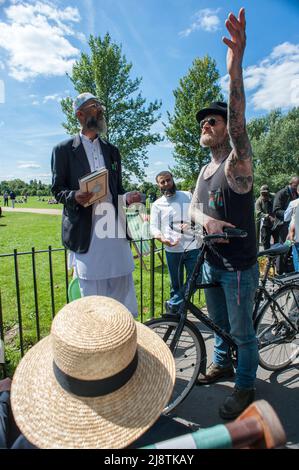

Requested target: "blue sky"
[{"left": 0, "top": 0, "right": 298, "bottom": 184}]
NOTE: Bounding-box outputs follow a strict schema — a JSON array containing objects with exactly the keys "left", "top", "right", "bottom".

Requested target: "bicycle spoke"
[
  {"left": 146, "top": 318, "right": 204, "bottom": 412},
  {"left": 256, "top": 284, "right": 299, "bottom": 371}
]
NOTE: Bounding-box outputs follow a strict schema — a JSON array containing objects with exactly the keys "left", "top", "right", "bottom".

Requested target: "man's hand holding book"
[{"left": 75, "top": 190, "right": 94, "bottom": 206}]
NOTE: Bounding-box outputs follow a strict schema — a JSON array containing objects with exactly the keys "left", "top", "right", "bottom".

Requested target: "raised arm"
[{"left": 223, "top": 8, "right": 253, "bottom": 194}]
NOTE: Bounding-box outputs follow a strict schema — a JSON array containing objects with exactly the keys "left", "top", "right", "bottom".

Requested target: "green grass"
[
  {"left": 0, "top": 210, "right": 205, "bottom": 375},
  {"left": 0, "top": 212, "right": 65, "bottom": 373}
]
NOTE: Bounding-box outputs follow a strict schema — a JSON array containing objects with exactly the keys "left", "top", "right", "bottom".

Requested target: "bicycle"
[{"left": 145, "top": 228, "right": 299, "bottom": 413}]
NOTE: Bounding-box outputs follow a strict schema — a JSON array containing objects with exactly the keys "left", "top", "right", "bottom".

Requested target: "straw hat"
[{"left": 10, "top": 296, "right": 175, "bottom": 449}]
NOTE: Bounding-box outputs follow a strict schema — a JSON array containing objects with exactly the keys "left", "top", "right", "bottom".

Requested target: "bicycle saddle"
[{"left": 257, "top": 243, "right": 290, "bottom": 258}]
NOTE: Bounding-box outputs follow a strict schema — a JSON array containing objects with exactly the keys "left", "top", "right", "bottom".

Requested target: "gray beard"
[{"left": 85, "top": 116, "right": 107, "bottom": 135}]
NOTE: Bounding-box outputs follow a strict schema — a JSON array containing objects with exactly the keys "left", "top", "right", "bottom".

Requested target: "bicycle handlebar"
[
  {"left": 203, "top": 227, "right": 248, "bottom": 242},
  {"left": 169, "top": 222, "right": 247, "bottom": 241}
]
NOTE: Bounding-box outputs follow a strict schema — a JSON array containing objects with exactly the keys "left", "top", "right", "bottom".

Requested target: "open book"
[{"left": 79, "top": 167, "right": 108, "bottom": 207}]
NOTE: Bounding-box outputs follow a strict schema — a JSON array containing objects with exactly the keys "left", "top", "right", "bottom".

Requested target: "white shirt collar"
[{"left": 80, "top": 132, "right": 99, "bottom": 144}]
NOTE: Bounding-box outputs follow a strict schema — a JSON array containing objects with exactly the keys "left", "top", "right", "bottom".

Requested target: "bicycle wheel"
[
  {"left": 255, "top": 284, "right": 299, "bottom": 371},
  {"left": 145, "top": 316, "right": 206, "bottom": 413}
]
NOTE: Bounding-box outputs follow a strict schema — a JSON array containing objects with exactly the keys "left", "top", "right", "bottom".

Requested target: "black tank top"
[{"left": 198, "top": 159, "right": 257, "bottom": 271}]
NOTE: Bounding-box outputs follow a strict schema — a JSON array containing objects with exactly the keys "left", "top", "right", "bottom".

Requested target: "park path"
[{"left": 1, "top": 207, "right": 62, "bottom": 215}]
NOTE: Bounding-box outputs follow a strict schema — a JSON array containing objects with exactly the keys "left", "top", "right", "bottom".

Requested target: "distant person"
[
  {"left": 0, "top": 296, "right": 180, "bottom": 449},
  {"left": 285, "top": 182, "right": 299, "bottom": 272},
  {"left": 51, "top": 92, "right": 142, "bottom": 316},
  {"left": 3, "top": 192, "right": 9, "bottom": 207},
  {"left": 287, "top": 205, "right": 299, "bottom": 272},
  {"left": 150, "top": 171, "right": 200, "bottom": 312},
  {"left": 255, "top": 185, "right": 278, "bottom": 250},
  {"left": 9, "top": 191, "right": 16, "bottom": 209},
  {"left": 284, "top": 181, "right": 299, "bottom": 226},
  {"left": 273, "top": 176, "right": 299, "bottom": 273}
]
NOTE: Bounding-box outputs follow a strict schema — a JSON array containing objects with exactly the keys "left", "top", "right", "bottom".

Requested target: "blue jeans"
[
  {"left": 202, "top": 261, "right": 259, "bottom": 389},
  {"left": 292, "top": 244, "right": 299, "bottom": 272},
  {"left": 165, "top": 249, "right": 200, "bottom": 308}
]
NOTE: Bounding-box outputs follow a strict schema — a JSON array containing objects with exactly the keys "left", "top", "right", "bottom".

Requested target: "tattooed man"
[{"left": 190, "top": 8, "right": 259, "bottom": 419}]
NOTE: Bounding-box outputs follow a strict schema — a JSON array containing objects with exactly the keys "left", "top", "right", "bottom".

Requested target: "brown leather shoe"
[
  {"left": 219, "top": 387, "right": 255, "bottom": 420},
  {"left": 197, "top": 363, "right": 234, "bottom": 385}
]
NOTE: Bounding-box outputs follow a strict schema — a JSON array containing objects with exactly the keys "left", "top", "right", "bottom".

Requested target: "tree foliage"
[
  {"left": 61, "top": 33, "right": 163, "bottom": 181},
  {"left": 0, "top": 179, "right": 51, "bottom": 196},
  {"left": 248, "top": 108, "right": 299, "bottom": 197},
  {"left": 165, "top": 56, "right": 224, "bottom": 185}
]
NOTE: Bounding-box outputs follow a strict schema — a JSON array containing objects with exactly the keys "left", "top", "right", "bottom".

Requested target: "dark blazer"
[
  {"left": 51, "top": 134, "right": 126, "bottom": 253},
  {"left": 273, "top": 186, "right": 296, "bottom": 221},
  {"left": 273, "top": 186, "right": 298, "bottom": 231}
]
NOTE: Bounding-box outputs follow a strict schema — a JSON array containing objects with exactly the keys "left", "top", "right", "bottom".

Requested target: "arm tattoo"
[{"left": 225, "top": 77, "right": 253, "bottom": 194}]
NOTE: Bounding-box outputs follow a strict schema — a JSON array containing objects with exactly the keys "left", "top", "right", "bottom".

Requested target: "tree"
[
  {"left": 247, "top": 108, "right": 299, "bottom": 197},
  {"left": 165, "top": 56, "right": 224, "bottom": 185},
  {"left": 61, "top": 33, "right": 163, "bottom": 181},
  {"left": 0, "top": 179, "right": 51, "bottom": 197},
  {"left": 138, "top": 181, "right": 158, "bottom": 199}
]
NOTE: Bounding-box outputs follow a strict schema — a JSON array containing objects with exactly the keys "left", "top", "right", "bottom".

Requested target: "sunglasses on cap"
[
  {"left": 199, "top": 117, "right": 223, "bottom": 129},
  {"left": 82, "top": 102, "right": 105, "bottom": 112}
]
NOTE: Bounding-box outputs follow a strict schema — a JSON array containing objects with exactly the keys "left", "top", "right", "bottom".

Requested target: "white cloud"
[
  {"left": 43, "top": 93, "right": 62, "bottom": 103},
  {"left": 17, "top": 161, "right": 41, "bottom": 169},
  {"left": 220, "top": 42, "right": 299, "bottom": 111},
  {"left": 0, "top": 1, "right": 82, "bottom": 81},
  {"left": 153, "top": 161, "right": 164, "bottom": 166},
  {"left": 0, "top": 79, "right": 5, "bottom": 103},
  {"left": 180, "top": 8, "right": 221, "bottom": 37}
]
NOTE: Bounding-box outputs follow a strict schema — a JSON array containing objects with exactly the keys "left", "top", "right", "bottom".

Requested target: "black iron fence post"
[
  {"left": 64, "top": 249, "right": 69, "bottom": 303},
  {"left": 31, "top": 247, "right": 40, "bottom": 341},
  {"left": 48, "top": 245, "right": 55, "bottom": 318},
  {"left": 150, "top": 238, "right": 155, "bottom": 319},
  {"left": 161, "top": 244, "right": 164, "bottom": 316},
  {"left": 140, "top": 239, "right": 143, "bottom": 323},
  {"left": 13, "top": 249, "right": 24, "bottom": 357},
  {"left": 0, "top": 289, "right": 7, "bottom": 377}
]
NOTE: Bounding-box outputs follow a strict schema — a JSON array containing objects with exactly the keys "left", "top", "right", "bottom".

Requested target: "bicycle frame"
[
  {"left": 166, "top": 240, "right": 298, "bottom": 362},
  {"left": 167, "top": 242, "right": 238, "bottom": 363}
]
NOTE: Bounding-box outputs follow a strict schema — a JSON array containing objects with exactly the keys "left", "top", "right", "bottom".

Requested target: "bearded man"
[
  {"left": 190, "top": 9, "right": 259, "bottom": 419},
  {"left": 51, "top": 93, "right": 141, "bottom": 315},
  {"left": 150, "top": 171, "right": 200, "bottom": 312}
]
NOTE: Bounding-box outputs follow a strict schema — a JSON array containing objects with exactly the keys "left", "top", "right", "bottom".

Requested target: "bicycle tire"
[
  {"left": 255, "top": 284, "right": 299, "bottom": 371},
  {"left": 145, "top": 316, "right": 206, "bottom": 413}
]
